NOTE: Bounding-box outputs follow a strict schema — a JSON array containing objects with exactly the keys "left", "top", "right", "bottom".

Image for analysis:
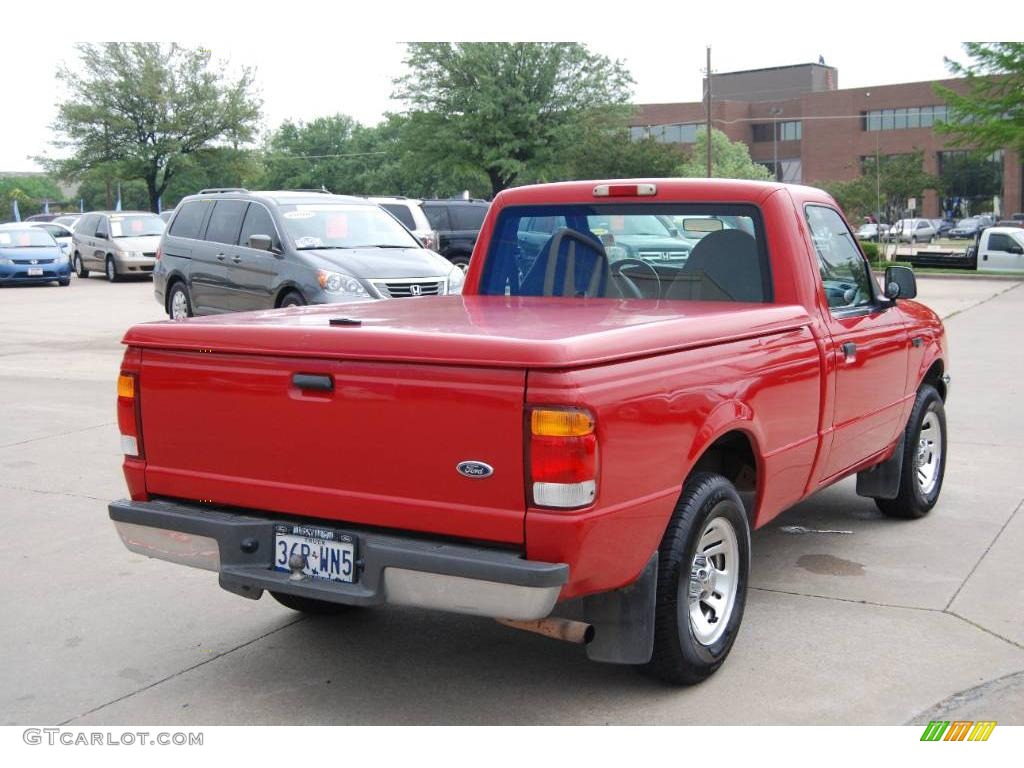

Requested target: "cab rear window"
[{"left": 478, "top": 203, "right": 771, "bottom": 302}]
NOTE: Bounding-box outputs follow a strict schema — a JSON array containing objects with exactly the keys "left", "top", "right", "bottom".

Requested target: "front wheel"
[
  {"left": 449, "top": 254, "right": 471, "bottom": 273},
  {"left": 279, "top": 290, "right": 306, "bottom": 308},
  {"left": 105, "top": 256, "right": 119, "bottom": 283},
  {"left": 643, "top": 472, "right": 751, "bottom": 685},
  {"left": 74, "top": 253, "right": 89, "bottom": 278},
  {"left": 875, "top": 384, "right": 947, "bottom": 519}
]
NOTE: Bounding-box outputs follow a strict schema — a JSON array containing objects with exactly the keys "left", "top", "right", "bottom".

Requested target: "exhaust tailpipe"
[{"left": 496, "top": 617, "right": 594, "bottom": 645}]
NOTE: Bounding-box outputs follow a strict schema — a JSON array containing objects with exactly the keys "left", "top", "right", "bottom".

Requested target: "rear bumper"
[{"left": 109, "top": 498, "right": 568, "bottom": 620}]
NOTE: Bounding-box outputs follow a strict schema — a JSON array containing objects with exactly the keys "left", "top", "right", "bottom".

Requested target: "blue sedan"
[{"left": 0, "top": 225, "right": 72, "bottom": 286}]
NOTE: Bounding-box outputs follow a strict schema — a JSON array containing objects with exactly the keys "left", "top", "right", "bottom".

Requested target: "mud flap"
[
  {"left": 582, "top": 552, "right": 658, "bottom": 664},
  {"left": 856, "top": 433, "right": 905, "bottom": 500}
]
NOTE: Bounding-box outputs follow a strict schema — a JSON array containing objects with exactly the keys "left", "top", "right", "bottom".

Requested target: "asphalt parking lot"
[{"left": 1, "top": 273, "right": 1022, "bottom": 725}]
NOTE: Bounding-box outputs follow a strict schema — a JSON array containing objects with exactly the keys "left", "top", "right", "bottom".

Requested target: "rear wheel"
[
  {"left": 270, "top": 591, "right": 355, "bottom": 615},
  {"left": 643, "top": 472, "right": 751, "bottom": 685},
  {"left": 168, "top": 282, "right": 193, "bottom": 320},
  {"left": 875, "top": 384, "right": 946, "bottom": 519},
  {"left": 105, "top": 255, "right": 119, "bottom": 283},
  {"left": 279, "top": 290, "right": 306, "bottom": 308},
  {"left": 74, "top": 253, "right": 89, "bottom": 278}
]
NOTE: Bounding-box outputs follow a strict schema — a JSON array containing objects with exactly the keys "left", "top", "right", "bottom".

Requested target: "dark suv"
[
  {"left": 155, "top": 189, "right": 465, "bottom": 319},
  {"left": 419, "top": 199, "right": 489, "bottom": 272}
]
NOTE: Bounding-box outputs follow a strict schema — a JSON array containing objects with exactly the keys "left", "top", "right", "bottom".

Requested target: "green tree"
[
  {"left": 0, "top": 175, "right": 65, "bottom": 221},
  {"left": 823, "top": 151, "right": 939, "bottom": 223},
  {"left": 675, "top": 128, "right": 772, "bottom": 180},
  {"left": 821, "top": 175, "right": 877, "bottom": 222},
  {"left": 394, "top": 43, "right": 633, "bottom": 196},
  {"left": 935, "top": 42, "right": 1024, "bottom": 154},
  {"left": 47, "top": 43, "right": 261, "bottom": 212}
]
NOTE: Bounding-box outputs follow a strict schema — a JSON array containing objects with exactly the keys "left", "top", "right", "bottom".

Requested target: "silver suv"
[{"left": 155, "top": 189, "right": 464, "bottom": 319}]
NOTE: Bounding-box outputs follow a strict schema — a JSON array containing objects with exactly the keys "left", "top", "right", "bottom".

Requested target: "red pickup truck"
[{"left": 110, "top": 179, "right": 949, "bottom": 684}]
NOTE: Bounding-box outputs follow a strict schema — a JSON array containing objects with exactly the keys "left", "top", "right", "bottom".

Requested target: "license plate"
[
  {"left": 272, "top": 524, "right": 356, "bottom": 583},
  {"left": 28, "top": 268, "right": 43, "bottom": 276}
]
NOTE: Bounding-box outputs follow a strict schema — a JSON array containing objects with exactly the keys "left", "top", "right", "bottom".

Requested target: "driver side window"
[{"left": 805, "top": 205, "right": 874, "bottom": 311}]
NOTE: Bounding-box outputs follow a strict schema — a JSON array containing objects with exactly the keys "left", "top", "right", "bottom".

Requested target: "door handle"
[
  {"left": 231, "top": 255, "right": 242, "bottom": 264},
  {"left": 216, "top": 253, "right": 226, "bottom": 261},
  {"left": 292, "top": 373, "right": 334, "bottom": 392},
  {"left": 841, "top": 342, "right": 857, "bottom": 363}
]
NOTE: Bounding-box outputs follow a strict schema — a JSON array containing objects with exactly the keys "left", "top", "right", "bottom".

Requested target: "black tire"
[
  {"left": 167, "top": 281, "right": 193, "bottom": 319},
  {"left": 74, "top": 253, "right": 89, "bottom": 278},
  {"left": 449, "top": 254, "right": 472, "bottom": 273},
  {"left": 105, "top": 255, "right": 119, "bottom": 283},
  {"left": 279, "top": 290, "right": 306, "bottom": 308},
  {"left": 270, "top": 591, "right": 354, "bottom": 615},
  {"left": 58, "top": 278, "right": 70, "bottom": 287},
  {"left": 875, "top": 384, "right": 947, "bottom": 519},
  {"left": 643, "top": 472, "right": 751, "bottom": 685}
]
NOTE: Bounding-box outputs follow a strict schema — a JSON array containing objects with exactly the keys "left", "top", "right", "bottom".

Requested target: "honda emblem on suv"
[{"left": 410, "top": 284, "right": 422, "bottom": 296}]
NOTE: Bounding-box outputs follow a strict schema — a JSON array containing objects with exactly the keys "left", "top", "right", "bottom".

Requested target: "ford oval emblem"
[{"left": 457, "top": 461, "right": 494, "bottom": 479}]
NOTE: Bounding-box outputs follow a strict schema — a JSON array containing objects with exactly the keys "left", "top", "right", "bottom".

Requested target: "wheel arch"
[
  {"left": 922, "top": 357, "right": 947, "bottom": 401},
  {"left": 273, "top": 282, "right": 305, "bottom": 308},
  {"left": 683, "top": 412, "right": 764, "bottom": 527}
]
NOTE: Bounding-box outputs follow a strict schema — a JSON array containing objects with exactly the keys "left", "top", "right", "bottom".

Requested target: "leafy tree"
[
  {"left": 675, "top": 128, "right": 772, "bottom": 180},
  {"left": 547, "top": 109, "right": 684, "bottom": 181},
  {"left": 935, "top": 43, "right": 1024, "bottom": 154},
  {"left": 0, "top": 175, "right": 65, "bottom": 221},
  {"left": 47, "top": 43, "right": 261, "bottom": 212},
  {"left": 394, "top": 43, "right": 633, "bottom": 196},
  {"left": 823, "top": 151, "right": 939, "bottom": 222}
]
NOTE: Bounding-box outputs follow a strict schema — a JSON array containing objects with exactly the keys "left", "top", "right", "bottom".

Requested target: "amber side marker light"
[
  {"left": 117, "top": 374, "right": 135, "bottom": 399},
  {"left": 531, "top": 409, "right": 594, "bottom": 437}
]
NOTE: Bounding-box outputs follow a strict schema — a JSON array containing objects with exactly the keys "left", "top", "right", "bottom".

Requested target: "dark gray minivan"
[{"left": 154, "top": 189, "right": 465, "bottom": 319}]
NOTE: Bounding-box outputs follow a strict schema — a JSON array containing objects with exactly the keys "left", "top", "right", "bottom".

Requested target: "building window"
[
  {"left": 630, "top": 123, "right": 700, "bottom": 144},
  {"left": 863, "top": 105, "right": 949, "bottom": 131},
  {"left": 752, "top": 121, "right": 801, "bottom": 142},
  {"left": 762, "top": 159, "right": 802, "bottom": 182}
]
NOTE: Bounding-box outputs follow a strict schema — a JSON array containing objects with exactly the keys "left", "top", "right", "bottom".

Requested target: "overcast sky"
[{"left": 1, "top": 1, "right": 1001, "bottom": 173}]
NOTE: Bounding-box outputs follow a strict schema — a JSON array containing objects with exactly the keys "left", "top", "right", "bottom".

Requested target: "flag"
[
  {"left": 157, "top": 195, "right": 162, "bottom": 214},
  {"left": 43, "top": 200, "right": 50, "bottom": 215},
  {"left": 12, "top": 199, "right": 21, "bottom": 222},
  {"left": 80, "top": 198, "right": 84, "bottom": 213},
  {"left": 115, "top": 183, "right": 122, "bottom": 212}
]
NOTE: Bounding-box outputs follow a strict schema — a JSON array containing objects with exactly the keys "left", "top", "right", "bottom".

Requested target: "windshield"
[
  {"left": 110, "top": 214, "right": 165, "bottom": 238},
  {"left": 479, "top": 203, "right": 769, "bottom": 302},
  {"left": 0, "top": 229, "right": 57, "bottom": 248},
  {"left": 279, "top": 203, "right": 421, "bottom": 249}
]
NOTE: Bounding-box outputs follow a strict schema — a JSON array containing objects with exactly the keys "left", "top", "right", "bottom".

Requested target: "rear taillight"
[
  {"left": 117, "top": 371, "right": 144, "bottom": 459},
  {"left": 419, "top": 231, "right": 438, "bottom": 251},
  {"left": 592, "top": 183, "right": 656, "bottom": 198},
  {"left": 154, "top": 246, "right": 162, "bottom": 261},
  {"left": 528, "top": 408, "right": 598, "bottom": 509}
]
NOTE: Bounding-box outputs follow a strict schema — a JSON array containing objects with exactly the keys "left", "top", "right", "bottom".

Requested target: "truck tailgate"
[{"left": 138, "top": 349, "right": 527, "bottom": 544}]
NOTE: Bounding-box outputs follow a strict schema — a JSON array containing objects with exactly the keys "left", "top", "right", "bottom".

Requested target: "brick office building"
[{"left": 630, "top": 62, "right": 1022, "bottom": 219}]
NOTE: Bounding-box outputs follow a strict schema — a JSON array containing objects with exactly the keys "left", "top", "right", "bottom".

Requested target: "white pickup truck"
[{"left": 976, "top": 226, "right": 1024, "bottom": 273}]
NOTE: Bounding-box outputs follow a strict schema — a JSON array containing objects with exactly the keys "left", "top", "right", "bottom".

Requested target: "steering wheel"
[{"left": 612, "top": 258, "right": 662, "bottom": 299}]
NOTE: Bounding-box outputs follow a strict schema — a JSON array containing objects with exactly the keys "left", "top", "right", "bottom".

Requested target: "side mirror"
[
  {"left": 1010, "top": 244, "right": 1024, "bottom": 255},
  {"left": 248, "top": 234, "right": 274, "bottom": 252},
  {"left": 884, "top": 265, "right": 917, "bottom": 300}
]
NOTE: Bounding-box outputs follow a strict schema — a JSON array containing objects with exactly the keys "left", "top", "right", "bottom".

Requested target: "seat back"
[{"left": 666, "top": 228, "right": 765, "bottom": 302}]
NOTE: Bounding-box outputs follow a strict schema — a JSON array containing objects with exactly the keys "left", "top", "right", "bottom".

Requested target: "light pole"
[
  {"left": 866, "top": 91, "right": 881, "bottom": 230},
  {"left": 769, "top": 107, "right": 783, "bottom": 181}
]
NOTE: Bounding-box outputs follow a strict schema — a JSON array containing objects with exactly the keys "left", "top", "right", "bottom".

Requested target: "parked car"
[
  {"left": 71, "top": 211, "right": 165, "bottom": 282},
  {"left": 975, "top": 226, "right": 1024, "bottom": 272},
  {"left": 367, "top": 196, "right": 438, "bottom": 252},
  {"left": 111, "top": 178, "right": 948, "bottom": 685},
  {"left": 12, "top": 221, "right": 74, "bottom": 258},
  {"left": 52, "top": 215, "right": 80, "bottom": 230},
  {"left": 855, "top": 222, "right": 888, "bottom": 241},
  {"left": 24, "top": 213, "right": 59, "bottom": 222},
  {"left": 891, "top": 218, "right": 937, "bottom": 243},
  {"left": 948, "top": 217, "right": 986, "bottom": 239},
  {"left": 930, "top": 219, "right": 954, "bottom": 237},
  {"left": 159, "top": 210, "right": 175, "bottom": 224},
  {"left": 155, "top": 188, "right": 465, "bottom": 319},
  {"left": 419, "top": 199, "right": 490, "bottom": 271},
  {"left": 0, "top": 225, "right": 71, "bottom": 286}
]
